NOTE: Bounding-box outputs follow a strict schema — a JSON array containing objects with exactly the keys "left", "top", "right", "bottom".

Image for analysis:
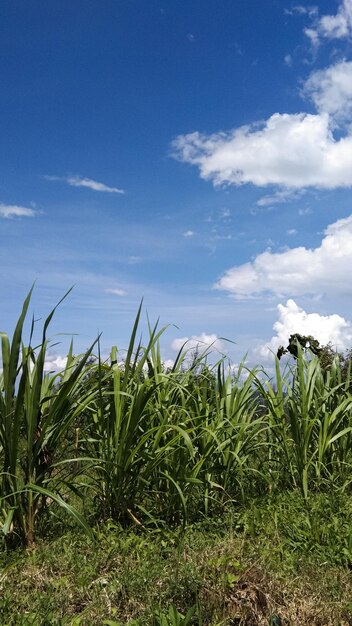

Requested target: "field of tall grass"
[
  {"left": 2, "top": 288, "right": 352, "bottom": 551},
  {"left": 2, "top": 290, "right": 352, "bottom": 624}
]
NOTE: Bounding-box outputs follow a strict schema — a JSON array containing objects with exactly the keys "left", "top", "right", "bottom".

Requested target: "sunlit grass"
[{"left": 1, "top": 289, "right": 352, "bottom": 546}]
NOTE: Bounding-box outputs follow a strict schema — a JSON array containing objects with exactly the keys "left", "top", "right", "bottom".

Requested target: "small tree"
[
  {"left": 277, "top": 334, "right": 352, "bottom": 383},
  {"left": 277, "top": 333, "right": 322, "bottom": 360}
]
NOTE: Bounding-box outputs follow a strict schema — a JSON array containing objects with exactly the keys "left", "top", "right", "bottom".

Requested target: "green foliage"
[
  {"left": 0, "top": 287, "right": 96, "bottom": 546},
  {"left": 2, "top": 289, "right": 352, "bottom": 549},
  {"left": 277, "top": 333, "right": 322, "bottom": 359},
  {"left": 2, "top": 493, "right": 352, "bottom": 625},
  {"left": 278, "top": 333, "right": 352, "bottom": 382},
  {"left": 152, "top": 604, "right": 197, "bottom": 626},
  {"left": 255, "top": 348, "right": 352, "bottom": 498}
]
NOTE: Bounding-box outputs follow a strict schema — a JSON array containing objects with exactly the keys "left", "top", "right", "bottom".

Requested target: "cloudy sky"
[{"left": 2, "top": 0, "right": 352, "bottom": 365}]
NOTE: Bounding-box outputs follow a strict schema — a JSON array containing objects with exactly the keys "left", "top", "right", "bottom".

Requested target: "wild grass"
[
  {"left": 0, "top": 288, "right": 96, "bottom": 546},
  {"left": 1, "top": 289, "right": 352, "bottom": 545},
  {"left": 2, "top": 492, "right": 352, "bottom": 625},
  {"left": 2, "top": 290, "right": 352, "bottom": 623}
]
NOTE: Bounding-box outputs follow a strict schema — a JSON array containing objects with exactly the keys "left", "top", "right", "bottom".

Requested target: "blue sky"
[{"left": 2, "top": 0, "right": 352, "bottom": 365}]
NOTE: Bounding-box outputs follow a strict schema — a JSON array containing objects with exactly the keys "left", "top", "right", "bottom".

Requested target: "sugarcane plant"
[{"left": 0, "top": 287, "right": 95, "bottom": 546}]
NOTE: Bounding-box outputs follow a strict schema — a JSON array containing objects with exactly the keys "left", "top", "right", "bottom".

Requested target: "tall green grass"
[
  {"left": 256, "top": 348, "right": 352, "bottom": 498},
  {"left": 1, "top": 290, "right": 352, "bottom": 546},
  {"left": 0, "top": 288, "right": 96, "bottom": 545}
]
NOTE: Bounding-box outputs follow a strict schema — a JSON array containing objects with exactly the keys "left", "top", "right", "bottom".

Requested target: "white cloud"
[
  {"left": 127, "top": 256, "right": 142, "bottom": 264},
  {"left": 284, "top": 54, "right": 293, "bottom": 66},
  {"left": 259, "top": 299, "right": 352, "bottom": 359},
  {"left": 66, "top": 176, "right": 125, "bottom": 194},
  {"left": 220, "top": 208, "right": 231, "bottom": 219},
  {"left": 307, "top": 0, "right": 352, "bottom": 42},
  {"left": 183, "top": 230, "right": 194, "bottom": 237},
  {"left": 162, "top": 358, "right": 175, "bottom": 370},
  {"left": 215, "top": 213, "right": 352, "bottom": 299},
  {"left": 286, "top": 228, "right": 297, "bottom": 235},
  {"left": 304, "top": 27, "right": 320, "bottom": 47},
  {"left": 172, "top": 60, "right": 352, "bottom": 190},
  {"left": 44, "top": 354, "right": 68, "bottom": 372},
  {"left": 257, "top": 188, "right": 305, "bottom": 207},
  {"left": 304, "top": 60, "right": 352, "bottom": 125},
  {"left": 105, "top": 287, "right": 127, "bottom": 296},
  {"left": 171, "top": 332, "right": 225, "bottom": 353},
  {"left": 173, "top": 111, "right": 352, "bottom": 189},
  {"left": 298, "top": 207, "right": 312, "bottom": 216},
  {"left": 45, "top": 175, "right": 124, "bottom": 194},
  {"left": 285, "top": 6, "right": 318, "bottom": 18},
  {"left": 0, "top": 203, "right": 36, "bottom": 218}
]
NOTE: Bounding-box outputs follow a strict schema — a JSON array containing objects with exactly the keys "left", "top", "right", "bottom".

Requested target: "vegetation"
[
  {"left": 2, "top": 492, "right": 352, "bottom": 625},
  {"left": 1, "top": 289, "right": 352, "bottom": 624}
]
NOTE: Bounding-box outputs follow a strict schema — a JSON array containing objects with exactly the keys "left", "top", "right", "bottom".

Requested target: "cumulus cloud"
[
  {"left": 183, "top": 230, "right": 194, "bottom": 237},
  {"left": 215, "top": 213, "right": 352, "bottom": 299},
  {"left": 259, "top": 299, "right": 352, "bottom": 359},
  {"left": 171, "top": 332, "right": 225, "bottom": 353},
  {"left": 162, "top": 358, "right": 175, "bottom": 370},
  {"left": 172, "top": 112, "right": 352, "bottom": 189},
  {"left": 172, "top": 60, "right": 352, "bottom": 190},
  {"left": 0, "top": 203, "right": 36, "bottom": 218},
  {"left": 305, "top": 0, "right": 352, "bottom": 42},
  {"left": 303, "top": 60, "right": 352, "bottom": 125},
  {"left": 44, "top": 354, "right": 68, "bottom": 372},
  {"left": 45, "top": 175, "right": 124, "bottom": 194}
]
